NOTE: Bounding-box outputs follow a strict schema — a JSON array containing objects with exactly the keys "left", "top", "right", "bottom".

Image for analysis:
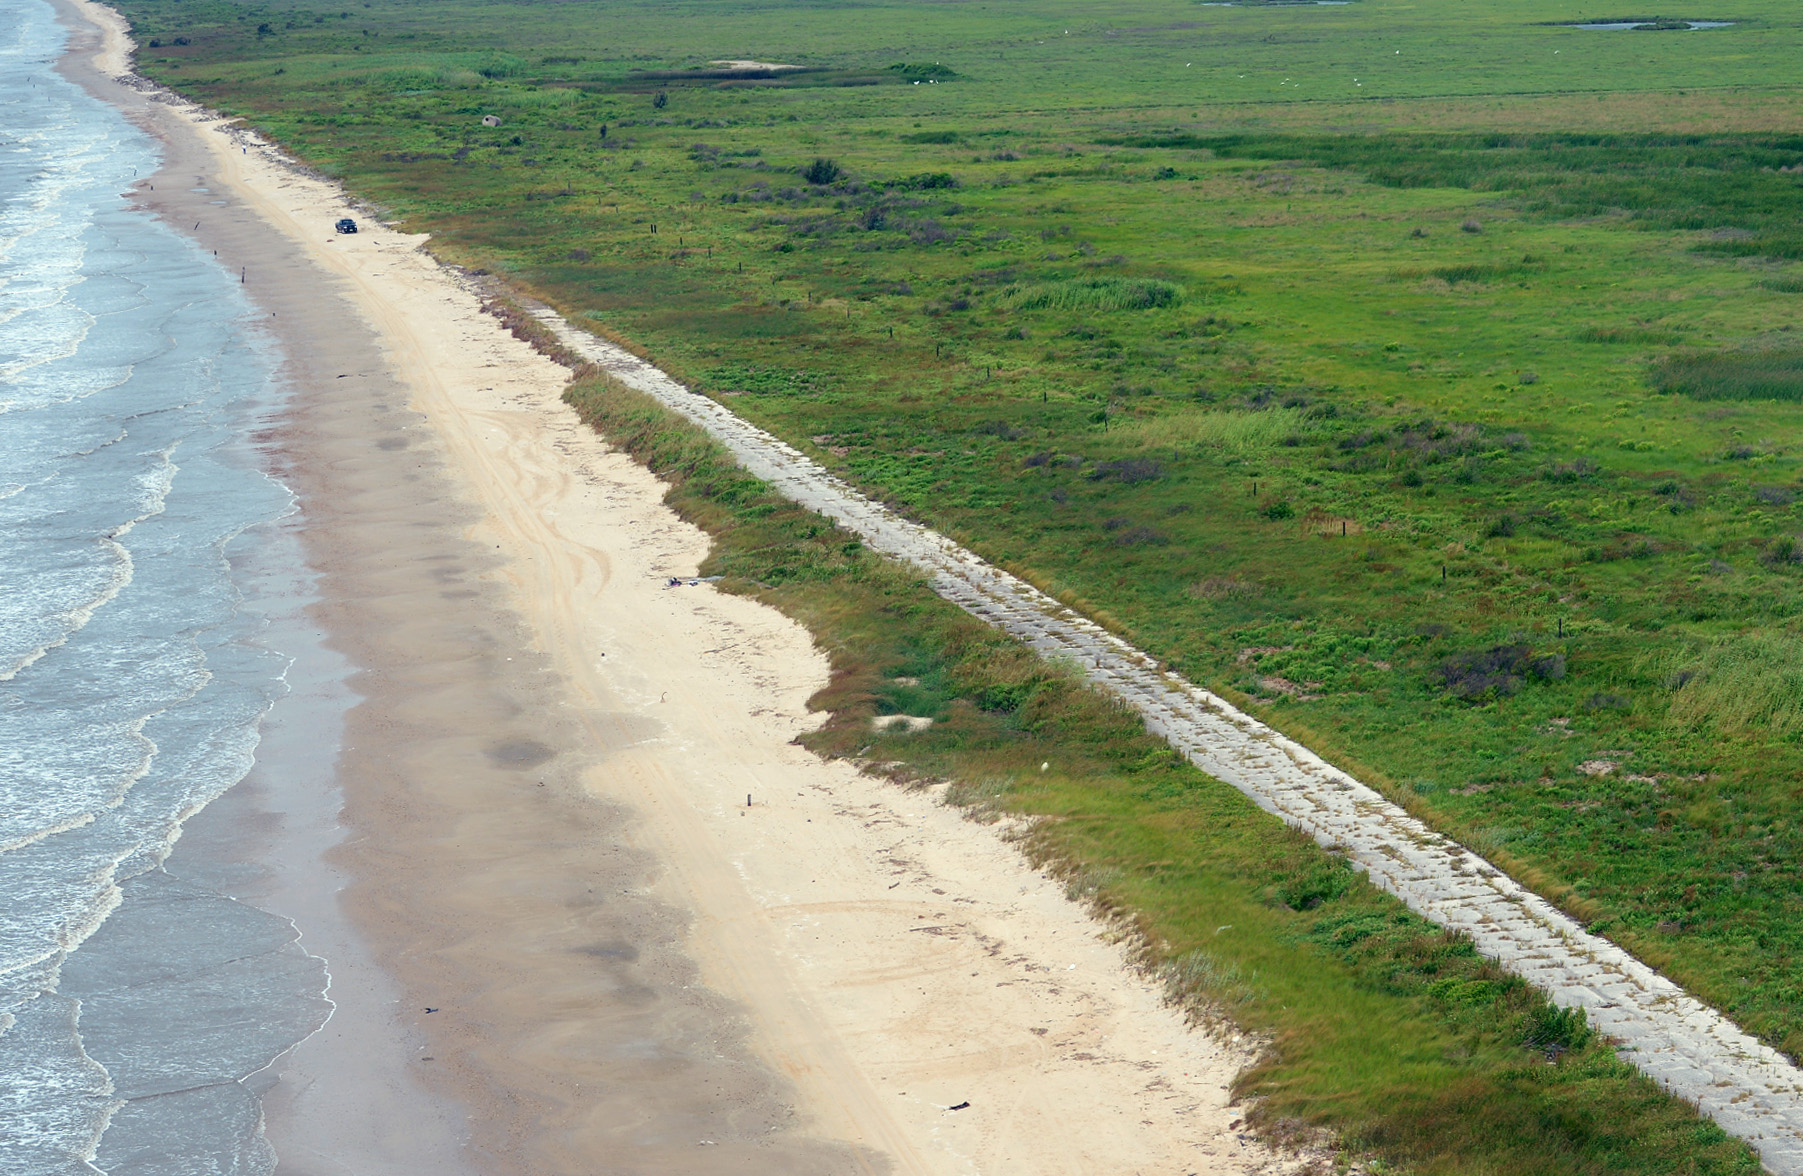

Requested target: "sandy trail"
[{"left": 58, "top": 2, "right": 1284, "bottom": 1173}]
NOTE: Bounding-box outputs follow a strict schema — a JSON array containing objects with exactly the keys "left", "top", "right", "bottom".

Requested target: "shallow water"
[
  {"left": 1571, "top": 19, "right": 1734, "bottom": 29},
  {"left": 0, "top": 0, "right": 331, "bottom": 1170}
]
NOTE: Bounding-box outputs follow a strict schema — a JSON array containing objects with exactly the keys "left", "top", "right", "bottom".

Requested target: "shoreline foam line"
[{"left": 538, "top": 306, "right": 1803, "bottom": 1174}]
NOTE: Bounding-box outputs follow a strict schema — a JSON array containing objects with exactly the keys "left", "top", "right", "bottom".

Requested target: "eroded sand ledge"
[{"left": 53, "top": 2, "right": 1284, "bottom": 1173}]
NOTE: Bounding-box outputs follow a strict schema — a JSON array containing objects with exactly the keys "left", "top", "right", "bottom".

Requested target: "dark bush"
[
  {"left": 891, "top": 171, "right": 959, "bottom": 191},
  {"left": 1544, "top": 458, "right": 1599, "bottom": 483},
  {"left": 974, "top": 420, "right": 1026, "bottom": 441},
  {"left": 1110, "top": 524, "right": 1169, "bottom": 547},
  {"left": 908, "top": 219, "right": 956, "bottom": 245},
  {"left": 652, "top": 90, "right": 668, "bottom": 109},
  {"left": 1485, "top": 514, "right": 1516, "bottom": 537},
  {"left": 803, "top": 157, "right": 840, "bottom": 185},
  {"left": 1432, "top": 645, "right": 1565, "bottom": 701},
  {"left": 1761, "top": 535, "right": 1801, "bottom": 567},
  {"left": 1088, "top": 457, "right": 1164, "bottom": 484},
  {"left": 1264, "top": 500, "right": 1295, "bottom": 520},
  {"left": 889, "top": 62, "right": 958, "bottom": 80}
]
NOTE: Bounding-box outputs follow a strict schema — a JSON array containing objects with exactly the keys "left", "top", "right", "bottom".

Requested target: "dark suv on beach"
[{"left": 335, "top": 218, "right": 358, "bottom": 234}]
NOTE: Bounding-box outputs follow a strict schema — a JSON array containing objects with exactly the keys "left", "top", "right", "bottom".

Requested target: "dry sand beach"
[{"left": 52, "top": 2, "right": 1292, "bottom": 1172}]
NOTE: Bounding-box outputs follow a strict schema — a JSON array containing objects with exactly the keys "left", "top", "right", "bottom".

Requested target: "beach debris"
[
  {"left": 424, "top": 1007, "right": 438, "bottom": 1013},
  {"left": 948, "top": 1100, "right": 971, "bottom": 1111},
  {"left": 335, "top": 217, "right": 358, "bottom": 234}
]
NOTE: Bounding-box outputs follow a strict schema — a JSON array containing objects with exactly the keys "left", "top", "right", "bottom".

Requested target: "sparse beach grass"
[{"left": 119, "top": 0, "right": 1803, "bottom": 1166}]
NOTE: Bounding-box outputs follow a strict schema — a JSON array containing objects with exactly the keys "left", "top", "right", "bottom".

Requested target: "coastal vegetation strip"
[
  {"left": 113, "top": 8, "right": 1803, "bottom": 1083},
  {"left": 545, "top": 308, "right": 1803, "bottom": 1173},
  {"left": 557, "top": 356, "right": 1757, "bottom": 1175}
]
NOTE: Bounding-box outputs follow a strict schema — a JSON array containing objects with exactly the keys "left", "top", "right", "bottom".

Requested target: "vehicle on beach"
[{"left": 335, "top": 217, "right": 357, "bottom": 234}]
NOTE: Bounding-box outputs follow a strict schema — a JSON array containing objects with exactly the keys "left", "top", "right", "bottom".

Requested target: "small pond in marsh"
[{"left": 1567, "top": 18, "right": 1734, "bottom": 29}]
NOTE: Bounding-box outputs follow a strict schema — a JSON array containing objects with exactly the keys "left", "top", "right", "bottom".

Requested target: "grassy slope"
[{"left": 110, "top": 0, "right": 1803, "bottom": 1167}]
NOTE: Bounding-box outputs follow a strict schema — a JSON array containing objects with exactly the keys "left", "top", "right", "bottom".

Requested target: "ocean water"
[{"left": 1, "top": 1, "right": 333, "bottom": 1171}]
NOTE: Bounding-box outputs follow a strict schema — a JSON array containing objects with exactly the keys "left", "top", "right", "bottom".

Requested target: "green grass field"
[{"left": 113, "top": 0, "right": 1803, "bottom": 1167}]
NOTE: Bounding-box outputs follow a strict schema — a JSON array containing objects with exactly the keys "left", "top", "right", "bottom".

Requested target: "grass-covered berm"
[{"left": 113, "top": 0, "right": 1803, "bottom": 1168}]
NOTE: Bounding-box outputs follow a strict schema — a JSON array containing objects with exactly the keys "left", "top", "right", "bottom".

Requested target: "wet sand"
[{"left": 53, "top": 3, "right": 1286, "bottom": 1173}]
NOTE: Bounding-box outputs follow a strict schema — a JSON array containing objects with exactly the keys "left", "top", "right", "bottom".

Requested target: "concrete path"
[{"left": 540, "top": 308, "right": 1803, "bottom": 1173}]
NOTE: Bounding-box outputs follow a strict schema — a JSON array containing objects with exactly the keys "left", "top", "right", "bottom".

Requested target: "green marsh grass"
[
  {"left": 1654, "top": 350, "right": 1803, "bottom": 401},
  {"left": 999, "top": 276, "right": 1184, "bottom": 312},
  {"left": 1659, "top": 632, "right": 1803, "bottom": 737},
  {"left": 1117, "top": 406, "right": 1318, "bottom": 454}
]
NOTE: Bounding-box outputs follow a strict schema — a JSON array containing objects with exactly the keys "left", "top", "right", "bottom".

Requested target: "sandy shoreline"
[{"left": 50, "top": 3, "right": 1282, "bottom": 1173}]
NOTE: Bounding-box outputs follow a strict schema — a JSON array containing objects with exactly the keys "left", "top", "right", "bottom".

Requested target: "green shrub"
[
  {"left": 1524, "top": 1003, "right": 1593, "bottom": 1055},
  {"left": 1432, "top": 645, "right": 1565, "bottom": 701}
]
